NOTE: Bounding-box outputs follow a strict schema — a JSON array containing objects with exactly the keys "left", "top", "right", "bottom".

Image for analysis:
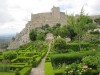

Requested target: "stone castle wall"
[
  {"left": 8, "top": 6, "right": 100, "bottom": 49},
  {"left": 8, "top": 6, "right": 67, "bottom": 49}
]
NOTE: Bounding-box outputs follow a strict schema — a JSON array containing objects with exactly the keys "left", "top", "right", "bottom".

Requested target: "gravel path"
[{"left": 30, "top": 43, "right": 51, "bottom": 75}]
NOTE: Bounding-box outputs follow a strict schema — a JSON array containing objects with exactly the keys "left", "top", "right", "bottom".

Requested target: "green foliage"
[
  {"left": 15, "top": 68, "right": 20, "bottom": 75},
  {"left": 65, "top": 63, "right": 92, "bottom": 75},
  {"left": 20, "top": 67, "right": 32, "bottom": 75},
  {"left": 33, "top": 40, "right": 47, "bottom": 51},
  {"left": 29, "top": 29, "right": 37, "bottom": 41},
  {"left": 51, "top": 50, "right": 96, "bottom": 65},
  {"left": 32, "top": 57, "right": 41, "bottom": 67},
  {"left": 3, "top": 51, "right": 17, "bottom": 60},
  {"left": 66, "top": 26, "right": 77, "bottom": 40},
  {"left": 53, "top": 37, "right": 67, "bottom": 53},
  {"left": 45, "top": 62, "right": 55, "bottom": 75},
  {"left": 0, "top": 72, "right": 15, "bottom": 75},
  {"left": 42, "top": 24, "right": 50, "bottom": 30},
  {"left": 19, "top": 43, "right": 31, "bottom": 50},
  {"left": 94, "top": 18, "right": 100, "bottom": 25},
  {"left": 67, "top": 8, "right": 97, "bottom": 50},
  {"left": 53, "top": 26, "right": 67, "bottom": 38},
  {"left": 66, "top": 43, "right": 92, "bottom": 51},
  {"left": 90, "top": 30, "right": 100, "bottom": 34},
  {"left": 0, "top": 65, "right": 10, "bottom": 72},
  {"left": 36, "top": 32, "right": 45, "bottom": 40},
  {"left": 54, "top": 69, "right": 65, "bottom": 75},
  {"left": 82, "top": 55, "right": 100, "bottom": 69},
  {"left": 11, "top": 57, "right": 33, "bottom": 63}
]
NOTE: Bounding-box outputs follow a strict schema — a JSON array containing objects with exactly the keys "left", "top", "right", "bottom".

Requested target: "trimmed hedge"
[
  {"left": 51, "top": 50, "right": 97, "bottom": 65},
  {"left": 66, "top": 43, "right": 92, "bottom": 51},
  {"left": 0, "top": 72, "right": 14, "bottom": 75},
  {"left": 20, "top": 67, "right": 32, "bottom": 75},
  {"left": 11, "top": 57, "right": 33, "bottom": 63},
  {"left": 32, "top": 57, "right": 41, "bottom": 67},
  {"left": 45, "top": 62, "right": 54, "bottom": 75}
]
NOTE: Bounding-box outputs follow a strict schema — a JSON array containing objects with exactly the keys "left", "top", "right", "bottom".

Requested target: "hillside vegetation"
[{"left": 0, "top": 9, "right": 100, "bottom": 75}]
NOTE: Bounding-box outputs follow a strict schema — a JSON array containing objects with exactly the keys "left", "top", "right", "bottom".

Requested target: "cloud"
[
  {"left": 0, "top": 0, "right": 100, "bottom": 35},
  {"left": 0, "top": 0, "right": 13, "bottom": 23}
]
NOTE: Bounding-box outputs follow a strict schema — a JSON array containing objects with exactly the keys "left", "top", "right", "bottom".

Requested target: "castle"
[
  {"left": 8, "top": 6, "right": 100, "bottom": 49},
  {"left": 8, "top": 6, "right": 67, "bottom": 49}
]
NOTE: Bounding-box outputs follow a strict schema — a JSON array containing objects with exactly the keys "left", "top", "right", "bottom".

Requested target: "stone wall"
[{"left": 8, "top": 6, "right": 100, "bottom": 49}]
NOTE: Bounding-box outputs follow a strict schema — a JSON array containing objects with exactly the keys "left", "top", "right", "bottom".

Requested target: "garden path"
[{"left": 30, "top": 43, "right": 51, "bottom": 75}]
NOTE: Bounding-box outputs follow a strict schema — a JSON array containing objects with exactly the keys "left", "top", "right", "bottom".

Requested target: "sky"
[{"left": 0, "top": 0, "right": 100, "bottom": 35}]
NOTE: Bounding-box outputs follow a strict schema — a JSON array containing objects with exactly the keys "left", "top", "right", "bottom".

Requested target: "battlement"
[
  {"left": 30, "top": 6, "right": 66, "bottom": 28},
  {"left": 8, "top": 6, "right": 67, "bottom": 49}
]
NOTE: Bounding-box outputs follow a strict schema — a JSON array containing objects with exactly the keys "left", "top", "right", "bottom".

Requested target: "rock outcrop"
[
  {"left": 8, "top": 6, "right": 100, "bottom": 49},
  {"left": 8, "top": 6, "right": 67, "bottom": 49}
]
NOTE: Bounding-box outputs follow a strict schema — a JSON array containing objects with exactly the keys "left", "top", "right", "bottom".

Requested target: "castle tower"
[{"left": 52, "top": 6, "right": 60, "bottom": 19}]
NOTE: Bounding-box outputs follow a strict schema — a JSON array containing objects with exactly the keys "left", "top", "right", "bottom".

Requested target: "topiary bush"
[{"left": 53, "top": 37, "right": 67, "bottom": 53}]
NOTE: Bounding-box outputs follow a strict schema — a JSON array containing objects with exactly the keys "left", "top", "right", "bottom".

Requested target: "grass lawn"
[{"left": 45, "top": 62, "right": 54, "bottom": 75}]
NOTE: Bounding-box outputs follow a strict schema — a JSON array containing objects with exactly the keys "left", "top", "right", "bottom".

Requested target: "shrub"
[
  {"left": 15, "top": 68, "right": 20, "bottom": 75},
  {"left": 0, "top": 65, "right": 10, "bottom": 72},
  {"left": 20, "top": 67, "right": 32, "bottom": 75},
  {"left": 3, "top": 51, "right": 17, "bottom": 60},
  {"left": 45, "top": 57, "right": 51, "bottom": 62},
  {"left": 10, "top": 64, "right": 24, "bottom": 71},
  {"left": 54, "top": 69, "right": 65, "bottom": 75},
  {"left": 65, "top": 63, "right": 93, "bottom": 75},
  {"left": 53, "top": 37, "right": 67, "bottom": 53},
  {"left": 66, "top": 43, "right": 92, "bottom": 51},
  {"left": 24, "top": 52, "right": 34, "bottom": 57},
  {"left": 32, "top": 57, "right": 41, "bottom": 67},
  {"left": 29, "top": 29, "right": 37, "bottom": 41},
  {"left": 11, "top": 57, "right": 33, "bottom": 63},
  {"left": 51, "top": 50, "right": 97, "bottom": 65},
  {"left": 82, "top": 55, "right": 100, "bottom": 69}
]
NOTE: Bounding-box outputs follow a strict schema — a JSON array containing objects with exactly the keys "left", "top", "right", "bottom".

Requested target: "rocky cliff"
[
  {"left": 8, "top": 6, "right": 100, "bottom": 49},
  {"left": 8, "top": 6, "right": 67, "bottom": 49}
]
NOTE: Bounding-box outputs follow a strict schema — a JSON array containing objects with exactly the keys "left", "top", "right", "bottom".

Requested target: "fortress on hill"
[
  {"left": 8, "top": 6, "right": 100, "bottom": 49},
  {"left": 8, "top": 6, "right": 67, "bottom": 49}
]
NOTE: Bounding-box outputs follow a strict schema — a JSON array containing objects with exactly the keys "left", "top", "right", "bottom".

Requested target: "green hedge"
[
  {"left": 51, "top": 50, "right": 97, "bottom": 65},
  {"left": 0, "top": 72, "right": 14, "bottom": 75},
  {"left": 20, "top": 67, "right": 32, "bottom": 75},
  {"left": 11, "top": 57, "right": 33, "bottom": 63},
  {"left": 66, "top": 43, "right": 92, "bottom": 51},
  {"left": 32, "top": 57, "right": 41, "bottom": 67},
  {"left": 0, "top": 65, "right": 10, "bottom": 72},
  {"left": 54, "top": 69, "right": 65, "bottom": 75},
  {"left": 10, "top": 64, "right": 24, "bottom": 71},
  {"left": 45, "top": 62, "right": 54, "bottom": 75}
]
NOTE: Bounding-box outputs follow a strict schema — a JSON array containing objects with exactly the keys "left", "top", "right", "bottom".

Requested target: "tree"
[
  {"left": 94, "top": 18, "right": 100, "bottom": 25},
  {"left": 29, "top": 29, "right": 37, "bottom": 41},
  {"left": 53, "top": 25, "right": 67, "bottom": 38},
  {"left": 53, "top": 37, "right": 67, "bottom": 53},
  {"left": 29, "top": 29, "right": 37, "bottom": 50},
  {"left": 66, "top": 26, "right": 77, "bottom": 40},
  {"left": 67, "top": 8, "right": 96, "bottom": 50},
  {"left": 36, "top": 32, "right": 45, "bottom": 40}
]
